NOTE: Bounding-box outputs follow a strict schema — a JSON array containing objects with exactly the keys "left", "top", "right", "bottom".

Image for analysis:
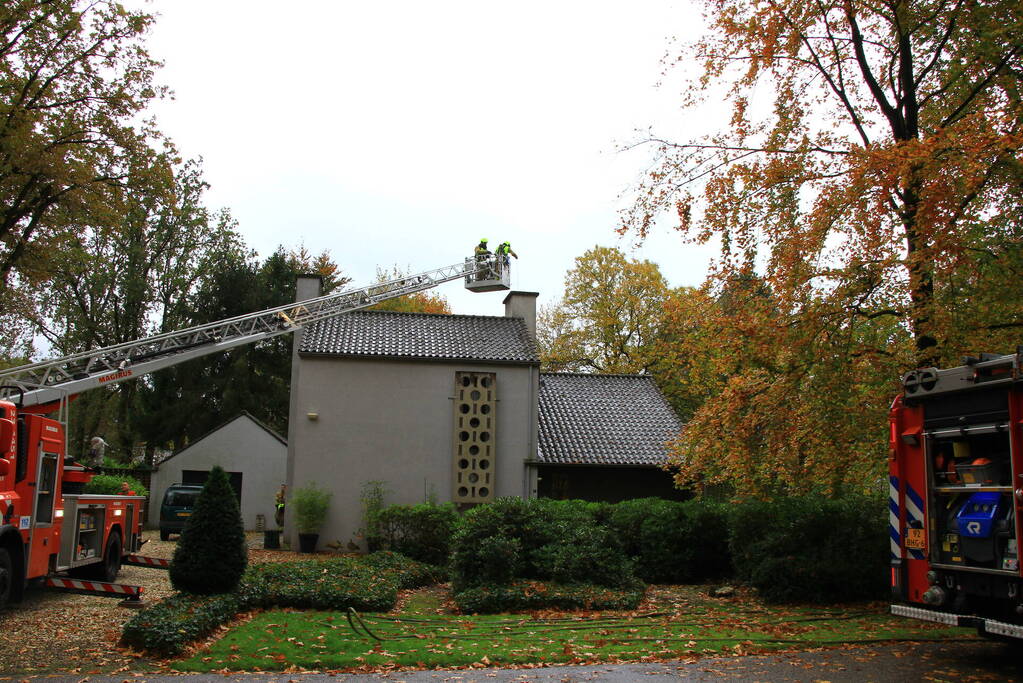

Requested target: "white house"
[{"left": 149, "top": 412, "right": 287, "bottom": 531}]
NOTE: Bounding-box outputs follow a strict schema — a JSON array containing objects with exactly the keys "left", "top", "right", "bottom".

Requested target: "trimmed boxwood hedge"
[
  {"left": 448, "top": 494, "right": 885, "bottom": 607},
  {"left": 375, "top": 493, "right": 887, "bottom": 610},
  {"left": 120, "top": 592, "right": 241, "bottom": 656},
  {"left": 121, "top": 552, "right": 444, "bottom": 656},
  {"left": 729, "top": 494, "right": 888, "bottom": 603},
  {"left": 455, "top": 579, "right": 645, "bottom": 614},
  {"left": 450, "top": 497, "right": 637, "bottom": 592},
  {"left": 603, "top": 498, "right": 731, "bottom": 583},
  {"left": 449, "top": 498, "right": 640, "bottom": 613}
]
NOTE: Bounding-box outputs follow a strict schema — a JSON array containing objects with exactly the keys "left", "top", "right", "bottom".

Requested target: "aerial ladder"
[
  {"left": 0, "top": 254, "right": 510, "bottom": 609},
  {"left": 0, "top": 256, "right": 509, "bottom": 408}
]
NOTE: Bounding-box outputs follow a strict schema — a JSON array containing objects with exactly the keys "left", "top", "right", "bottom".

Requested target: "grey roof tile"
[
  {"left": 537, "top": 373, "right": 683, "bottom": 466},
  {"left": 299, "top": 310, "right": 539, "bottom": 364}
]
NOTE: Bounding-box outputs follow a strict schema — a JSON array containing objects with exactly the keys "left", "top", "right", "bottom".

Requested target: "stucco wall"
[
  {"left": 149, "top": 415, "right": 287, "bottom": 531},
  {"left": 287, "top": 357, "right": 539, "bottom": 550}
]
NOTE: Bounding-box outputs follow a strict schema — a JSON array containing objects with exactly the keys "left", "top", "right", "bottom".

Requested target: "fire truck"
[
  {"left": 889, "top": 351, "right": 1023, "bottom": 638},
  {"left": 0, "top": 255, "right": 510, "bottom": 610}
]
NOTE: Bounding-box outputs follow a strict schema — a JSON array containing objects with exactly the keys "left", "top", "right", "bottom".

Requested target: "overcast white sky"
[{"left": 133, "top": 0, "right": 720, "bottom": 315}]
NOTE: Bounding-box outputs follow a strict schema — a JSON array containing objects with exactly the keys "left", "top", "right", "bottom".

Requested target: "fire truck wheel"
[
  {"left": 92, "top": 530, "right": 122, "bottom": 583},
  {"left": 0, "top": 547, "right": 11, "bottom": 609}
]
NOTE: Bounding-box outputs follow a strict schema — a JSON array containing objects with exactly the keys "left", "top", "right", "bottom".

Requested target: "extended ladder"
[{"left": 0, "top": 258, "right": 504, "bottom": 408}]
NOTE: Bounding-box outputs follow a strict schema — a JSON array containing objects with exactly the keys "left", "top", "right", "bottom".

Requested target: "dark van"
[{"left": 159, "top": 484, "right": 203, "bottom": 540}]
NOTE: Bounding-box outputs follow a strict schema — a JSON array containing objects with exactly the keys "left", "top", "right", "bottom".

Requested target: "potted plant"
[{"left": 291, "top": 482, "right": 332, "bottom": 553}]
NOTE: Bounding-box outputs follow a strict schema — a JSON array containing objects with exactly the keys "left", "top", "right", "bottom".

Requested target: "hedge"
[
  {"left": 454, "top": 579, "right": 645, "bottom": 614},
  {"left": 121, "top": 552, "right": 444, "bottom": 656},
  {"left": 614, "top": 498, "right": 731, "bottom": 583},
  {"left": 449, "top": 495, "right": 886, "bottom": 606},
  {"left": 377, "top": 502, "right": 459, "bottom": 565},
  {"left": 450, "top": 497, "right": 636, "bottom": 592},
  {"left": 83, "top": 473, "right": 149, "bottom": 498},
  {"left": 729, "top": 494, "right": 888, "bottom": 603}
]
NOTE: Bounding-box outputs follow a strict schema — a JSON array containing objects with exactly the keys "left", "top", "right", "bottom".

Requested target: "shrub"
[
  {"left": 729, "top": 495, "right": 887, "bottom": 603},
  {"left": 123, "top": 552, "right": 440, "bottom": 655},
  {"left": 83, "top": 473, "right": 149, "bottom": 498},
  {"left": 169, "top": 466, "right": 247, "bottom": 594},
  {"left": 241, "top": 558, "right": 399, "bottom": 611},
  {"left": 607, "top": 498, "right": 659, "bottom": 560},
  {"left": 291, "top": 482, "right": 332, "bottom": 534},
  {"left": 362, "top": 550, "right": 448, "bottom": 587},
  {"left": 532, "top": 522, "right": 635, "bottom": 588},
  {"left": 121, "top": 592, "right": 240, "bottom": 656},
  {"left": 377, "top": 502, "right": 458, "bottom": 565},
  {"left": 603, "top": 498, "right": 732, "bottom": 584},
  {"left": 359, "top": 480, "right": 389, "bottom": 550},
  {"left": 450, "top": 497, "right": 638, "bottom": 590},
  {"left": 451, "top": 535, "right": 523, "bottom": 590},
  {"left": 454, "top": 579, "right": 645, "bottom": 614},
  {"left": 679, "top": 500, "right": 732, "bottom": 580}
]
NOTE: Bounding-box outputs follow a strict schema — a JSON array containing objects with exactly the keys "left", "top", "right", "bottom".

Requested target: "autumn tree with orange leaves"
[
  {"left": 367, "top": 266, "right": 452, "bottom": 315},
  {"left": 622, "top": 0, "right": 1023, "bottom": 497}
]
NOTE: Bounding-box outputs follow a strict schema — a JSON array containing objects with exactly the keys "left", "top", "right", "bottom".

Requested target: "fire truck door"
[
  {"left": 26, "top": 450, "right": 59, "bottom": 578},
  {"left": 34, "top": 452, "right": 58, "bottom": 525}
]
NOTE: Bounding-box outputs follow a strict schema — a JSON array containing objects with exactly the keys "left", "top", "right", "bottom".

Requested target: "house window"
[{"left": 453, "top": 372, "right": 496, "bottom": 503}]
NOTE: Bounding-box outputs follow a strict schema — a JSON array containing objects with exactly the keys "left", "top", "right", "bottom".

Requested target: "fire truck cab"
[
  {"left": 0, "top": 398, "right": 143, "bottom": 608},
  {"left": 890, "top": 351, "right": 1023, "bottom": 638}
]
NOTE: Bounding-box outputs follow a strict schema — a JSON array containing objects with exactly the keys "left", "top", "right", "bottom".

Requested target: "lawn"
[{"left": 173, "top": 585, "right": 973, "bottom": 672}]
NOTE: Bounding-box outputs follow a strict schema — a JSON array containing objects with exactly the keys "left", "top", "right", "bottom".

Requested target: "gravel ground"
[{"left": 0, "top": 530, "right": 304, "bottom": 677}]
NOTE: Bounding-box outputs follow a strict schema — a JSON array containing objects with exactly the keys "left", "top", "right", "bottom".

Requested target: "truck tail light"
[{"left": 891, "top": 560, "right": 905, "bottom": 600}]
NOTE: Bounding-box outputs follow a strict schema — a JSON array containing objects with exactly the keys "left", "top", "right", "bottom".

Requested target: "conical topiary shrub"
[{"left": 169, "top": 466, "right": 247, "bottom": 594}]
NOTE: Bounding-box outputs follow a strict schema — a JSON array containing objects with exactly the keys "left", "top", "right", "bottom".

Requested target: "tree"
[
  {"left": 623, "top": 0, "right": 1023, "bottom": 368},
  {"left": 169, "top": 466, "right": 247, "bottom": 594},
  {"left": 132, "top": 247, "right": 348, "bottom": 451},
  {"left": 366, "top": 265, "right": 451, "bottom": 314},
  {"left": 619, "top": 0, "right": 1023, "bottom": 497},
  {"left": 537, "top": 246, "right": 668, "bottom": 374},
  {"left": 31, "top": 158, "right": 242, "bottom": 459},
  {"left": 0, "top": 1, "right": 165, "bottom": 317},
  {"left": 286, "top": 244, "right": 349, "bottom": 293}
]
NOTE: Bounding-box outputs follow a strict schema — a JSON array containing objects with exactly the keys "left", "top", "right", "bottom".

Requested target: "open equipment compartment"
[
  {"left": 58, "top": 496, "right": 107, "bottom": 571},
  {"left": 926, "top": 421, "right": 1018, "bottom": 574}
]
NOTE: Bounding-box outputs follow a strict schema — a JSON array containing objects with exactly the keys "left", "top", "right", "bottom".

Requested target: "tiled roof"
[
  {"left": 537, "top": 373, "right": 682, "bottom": 466},
  {"left": 299, "top": 310, "right": 539, "bottom": 364}
]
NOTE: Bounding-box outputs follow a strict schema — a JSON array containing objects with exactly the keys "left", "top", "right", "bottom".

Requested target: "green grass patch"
[
  {"left": 122, "top": 552, "right": 445, "bottom": 656},
  {"left": 173, "top": 585, "right": 973, "bottom": 672}
]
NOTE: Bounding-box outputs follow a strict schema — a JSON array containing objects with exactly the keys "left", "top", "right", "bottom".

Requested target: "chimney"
[
  {"left": 295, "top": 274, "right": 323, "bottom": 302},
  {"left": 503, "top": 291, "right": 538, "bottom": 338}
]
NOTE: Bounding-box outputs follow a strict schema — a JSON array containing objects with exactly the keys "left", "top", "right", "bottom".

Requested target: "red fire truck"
[
  {"left": 0, "top": 255, "right": 510, "bottom": 610},
  {"left": 889, "top": 351, "right": 1023, "bottom": 638},
  {"left": 0, "top": 394, "right": 145, "bottom": 607}
]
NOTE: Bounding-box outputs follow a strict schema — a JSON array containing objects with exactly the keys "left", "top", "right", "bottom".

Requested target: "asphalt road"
[{"left": 14, "top": 639, "right": 1022, "bottom": 682}]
